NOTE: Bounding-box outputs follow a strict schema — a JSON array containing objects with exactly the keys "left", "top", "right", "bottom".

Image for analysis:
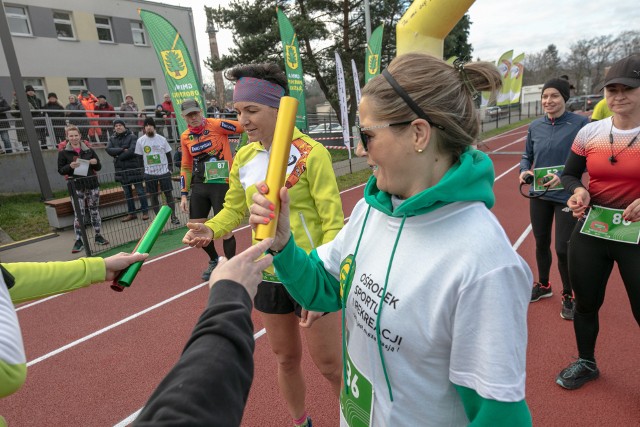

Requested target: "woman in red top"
[
  {"left": 557, "top": 54, "right": 640, "bottom": 390},
  {"left": 178, "top": 99, "right": 244, "bottom": 280}
]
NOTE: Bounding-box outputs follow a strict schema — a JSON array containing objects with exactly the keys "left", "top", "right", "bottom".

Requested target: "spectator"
[
  {"left": 153, "top": 104, "right": 168, "bottom": 138},
  {"left": 519, "top": 78, "right": 589, "bottom": 319},
  {"left": 12, "top": 85, "right": 47, "bottom": 149},
  {"left": 161, "top": 93, "right": 176, "bottom": 142},
  {"left": 206, "top": 101, "right": 219, "bottom": 118},
  {"left": 1, "top": 252, "right": 147, "bottom": 399},
  {"left": 57, "top": 125, "right": 109, "bottom": 253},
  {"left": 0, "top": 92, "right": 11, "bottom": 154},
  {"left": 135, "top": 117, "right": 180, "bottom": 225},
  {"left": 95, "top": 95, "right": 115, "bottom": 142},
  {"left": 247, "top": 53, "right": 533, "bottom": 425},
  {"left": 590, "top": 98, "right": 613, "bottom": 121},
  {"left": 120, "top": 94, "right": 140, "bottom": 135},
  {"left": 78, "top": 90, "right": 100, "bottom": 142},
  {"left": 43, "top": 92, "right": 66, "bottom": 145},
  {"left": 65, "top": 94, "right": 87, "bottom": 138},
  {"left": 106, "top": 118, "right": 149, "bottom": 222}
]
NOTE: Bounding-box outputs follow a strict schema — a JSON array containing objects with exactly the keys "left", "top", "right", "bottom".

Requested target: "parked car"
[
  {"left": 486, "top": 106, "right": 508, "bottom": 119},
  {"left": 566, "top": 95, "right": 603, "bottom": 112},
  {"left": 306, "top": 122, "right": 344, "bottom": 143}
]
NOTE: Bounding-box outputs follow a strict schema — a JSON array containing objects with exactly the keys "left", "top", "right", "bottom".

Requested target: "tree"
[{"left": 443, "top": 14, "right": 473, "bottom": 60}]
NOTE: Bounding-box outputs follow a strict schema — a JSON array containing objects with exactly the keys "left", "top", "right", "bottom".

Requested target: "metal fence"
[
  {"left": 480, "top": 101, "right": 543, "bottom": 133},
  {"left": 66, "top": 166, "right": 186, "bottom": 256}
]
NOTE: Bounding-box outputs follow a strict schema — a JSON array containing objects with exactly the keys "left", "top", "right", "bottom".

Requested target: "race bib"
[
  {"left": 533, "top": 165, "right": 564, "bottom": 192},
  {"left": 340, "top": 347, "right": 374, "bottom": 427},
  {"left": 146, "top": 153, "right": 162, "bottom": 165},
  {"left": 580, "top": 205, "right": 640, "bottom": 244},
  {"left": 204, "top": 160, "right": 229, "bottom": 183}
]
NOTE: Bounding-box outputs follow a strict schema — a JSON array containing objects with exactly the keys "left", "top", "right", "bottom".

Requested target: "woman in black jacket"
[
  {"left": 58, "top": 125, "right": 108, "bottom": 253},
  {"left": 106, "top": 118, "right": 149, "bottom": 222}
]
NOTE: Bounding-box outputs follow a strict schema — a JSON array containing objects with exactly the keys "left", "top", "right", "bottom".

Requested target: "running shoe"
[
  {"left": 556, "top": 358, "right": 599, "bottom": 390},
  {"left": 560, "top": 294, "right": 575, "bottom": 320},
  {"left": 170, "top": 217, "right": 181, "bottom": 225},
  {"left": 530, "top": 282, "right": 552, "bottom": 302},
  {"left": 71, "top": 239, "right": 84, "bottom": 253},
  {"left": 95, "top": 234, "right": 109, "bottom": 246},
  {"left": 295, "top": 417, "right": 312, "bottom": 427},
  {"left": 201, "top": 259, "right": 218, "bottom": 281}
]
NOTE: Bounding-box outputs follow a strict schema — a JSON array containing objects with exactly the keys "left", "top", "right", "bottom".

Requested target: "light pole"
[{"left": 206, "top": 17, "right": 226, "bottom": 110}]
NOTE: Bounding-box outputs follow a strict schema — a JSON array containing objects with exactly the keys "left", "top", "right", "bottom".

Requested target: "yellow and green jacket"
[
  {"left": 205, "top": 128, "right": 344, "bottom": 281},
  {"left": 1, "top": 258, "right": 105, "bottom": 398}
]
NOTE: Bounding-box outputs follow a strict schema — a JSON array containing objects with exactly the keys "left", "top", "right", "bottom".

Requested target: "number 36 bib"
[{"left": 340, "top": 347, "right": 374, "bottom": 427}]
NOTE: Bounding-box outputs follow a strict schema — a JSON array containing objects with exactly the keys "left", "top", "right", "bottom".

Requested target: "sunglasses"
[{"left": 356, "top": 121, "right": 414, "bottom": 151}]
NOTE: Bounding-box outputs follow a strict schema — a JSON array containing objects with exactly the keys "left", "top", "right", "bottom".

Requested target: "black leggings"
[
  {"left": 190, "top": 182, "right": 230, "bottom": 261},
  {"left": 568, "top": 224, "right": 640, "bottom": 361},
  {"left": 529, "top": 197, "right": 577, "bottom": 294}
]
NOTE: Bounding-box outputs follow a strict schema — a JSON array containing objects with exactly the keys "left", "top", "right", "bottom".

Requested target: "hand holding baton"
[{"left": 111, "top": 205, "right": 172, "bottom": 291}]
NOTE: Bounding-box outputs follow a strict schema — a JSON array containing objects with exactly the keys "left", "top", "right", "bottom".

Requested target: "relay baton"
[
  {"left": 111, "top": 205, "right": 172, "bottom": 292},
  {"left": 254, "top": 96, "right": 299, "bottom": 241}
]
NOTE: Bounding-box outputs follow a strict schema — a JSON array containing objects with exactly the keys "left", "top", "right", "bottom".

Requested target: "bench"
[{"left": 45, "top": 187, "right": 130, "bottom": 229}]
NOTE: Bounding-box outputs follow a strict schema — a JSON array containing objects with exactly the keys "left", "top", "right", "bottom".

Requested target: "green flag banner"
[
  {"left": 139, "top": 9, "right": 204, "bottom": 135},
  {"left": 365, "top": 25, "right": 384, "bottom": 84},
  {"left": 496, "top": 49, "right": 513, "bottom": 106},
  {"left": 276, "top": 8, "right": 307, "bottom": 130},
  {"left": 509, "top": 53, "right": 525, "bottom": 104}
]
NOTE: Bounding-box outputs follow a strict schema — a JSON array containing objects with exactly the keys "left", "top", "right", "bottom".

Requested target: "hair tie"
[{"left": 453, "top": 58, "right": 479, "bottom": 100}]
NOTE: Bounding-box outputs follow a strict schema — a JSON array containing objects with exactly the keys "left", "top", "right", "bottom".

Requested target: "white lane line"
[
  {"left": 491, "top": 136, "right": 526, "bottom": 153},
  {"left": 113, "top": 327, "right": 269, "bottom": 427},
  {"left": 26, "top": 282, "right": 209, "bottom": 367},
  {"left": 495, "top": 163, "right": 521, "bottom": 182},
  {"left": 16, "top": 294, "right": 62, "bottom": 311},
  {"left": 513, "top": 224, "right": 533, "bottom": 251}
]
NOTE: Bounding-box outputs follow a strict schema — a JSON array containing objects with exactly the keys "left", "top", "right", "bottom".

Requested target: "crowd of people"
[{"left": 2, "top": 52, "right": 639, "bottom": 426}]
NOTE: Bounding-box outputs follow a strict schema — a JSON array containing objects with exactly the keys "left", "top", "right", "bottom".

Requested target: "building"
[{"left": 0, "top": 0, "right": 200, "bottom": 110}]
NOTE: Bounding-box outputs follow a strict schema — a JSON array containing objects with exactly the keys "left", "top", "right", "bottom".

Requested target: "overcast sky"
[{"left": 158, "top": 0, "right": 640, "bottom": 80}]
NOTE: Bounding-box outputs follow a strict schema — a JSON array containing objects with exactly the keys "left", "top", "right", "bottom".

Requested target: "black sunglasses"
[{"left": 356, "top": 121, "right": 414, "bottom": 151}]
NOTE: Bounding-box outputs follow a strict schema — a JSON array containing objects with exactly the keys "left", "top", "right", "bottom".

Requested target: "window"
[
  {"left": 95, "top": 16, "right": 113, "bottom": 42},
  {"left": 53, "top": 11, "right": 75, "bottom": 40},
  {"left": 67, "top": 78, "right": 87, "bottom": 95},
  {"left": 130, "top": 21, "right": 147, "bottom": 46},
  {"left": 107, "top": 79, "right": 123, "bottom": 106},
  {"left": 140, "top": 79, "right": 156, "bottom": 107},
  {"left": 6, "top": 5, "right": 31, "bottom": 36},
  {"left": 23, "top": 78, "right": 46, "bottom": 105}
]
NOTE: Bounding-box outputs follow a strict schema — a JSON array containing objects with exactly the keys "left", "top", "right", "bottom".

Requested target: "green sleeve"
[
  {"left": 0, "top": 361, "right": 26, "bottom": 398},
  {"left": 6, "top": 257, "right": 106, "bottom": 303},
  {"left": 273, "top": 234, "right": 342, "bottom": 312},
  {"left": 454, "top": 384, "right": 531, "bottom": 426}
]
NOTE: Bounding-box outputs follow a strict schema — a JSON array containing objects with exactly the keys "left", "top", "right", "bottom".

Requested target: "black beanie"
[
  {"left": 113, "top": 118, "right": 126, "bottom": 127},
  {"left": 143, "top": 117, "right": 156, "bottom": 128},
  {"left": 542, "top": 78, "right": 571, "bottom": 102}
]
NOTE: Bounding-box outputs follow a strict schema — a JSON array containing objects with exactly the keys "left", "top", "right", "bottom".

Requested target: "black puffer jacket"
[
  {"left": 57, "top": 141, "right": 101, "bottom": 190},
  {"left": 106, "top": 129, "right": 143, "bottom": 184}
]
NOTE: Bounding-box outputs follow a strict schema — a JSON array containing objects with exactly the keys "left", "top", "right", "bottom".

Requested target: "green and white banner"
[
  {"left": 277, "top": 8, "right": 307, "bottom": 130},
  {"left": 365, "top": 25, "right": 384, "bottom": 84},
  {"left": 496, "top": 49, "right": 513, "bottom": 106},
  {"left": 139, "top": 9, "right": 204, "bottom": 135},
  {"left": 509, "top": 53, "right": 525, "bottom": 104}
]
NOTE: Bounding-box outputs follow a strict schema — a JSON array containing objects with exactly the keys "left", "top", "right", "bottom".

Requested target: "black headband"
[{"left": 382, "top": 69, "right": 445, "bottom": 131}]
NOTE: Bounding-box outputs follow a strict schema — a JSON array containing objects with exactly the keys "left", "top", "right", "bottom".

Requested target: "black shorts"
[
  {"left": 189, "top": 182, "right": 228, "bottom": 219},
  {"left": 254, "top": 281, "right": 303, "bottom": 317}
]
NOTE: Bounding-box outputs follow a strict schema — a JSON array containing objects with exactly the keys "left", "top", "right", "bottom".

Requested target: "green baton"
[{"left": 111, "top": 205, "right": 172, "bottom": 292}]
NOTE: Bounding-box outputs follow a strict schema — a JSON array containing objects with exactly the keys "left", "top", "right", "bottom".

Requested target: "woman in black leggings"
[
  {"left": 556, "top": 54, "right": 640, "bottom": 390},
  {"left": 519, "top": 78, "right": 588, "bottom": 319}
]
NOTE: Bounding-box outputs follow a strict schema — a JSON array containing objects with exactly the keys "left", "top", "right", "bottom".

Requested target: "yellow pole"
[
  {"left": 396, "top": 0, "right": 475, "bottom": 57},
  {"left": 254, "top": 96, "right": 299, "bottom": 241}
]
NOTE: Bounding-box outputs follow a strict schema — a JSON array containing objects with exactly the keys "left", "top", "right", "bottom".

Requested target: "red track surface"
[{"left": 2, "top": 125, "right": 639, "bottom": 426}]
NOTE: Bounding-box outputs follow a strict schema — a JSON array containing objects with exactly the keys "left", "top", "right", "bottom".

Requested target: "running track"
[{"left": 2, "top": 125, "right": 639, "bottom": 425}]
